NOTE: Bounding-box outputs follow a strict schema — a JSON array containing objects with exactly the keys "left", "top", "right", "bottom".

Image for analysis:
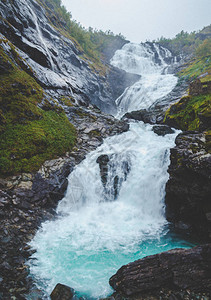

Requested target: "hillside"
[{"left": 158, "top": 24, "right": 211, "bottom": 57}]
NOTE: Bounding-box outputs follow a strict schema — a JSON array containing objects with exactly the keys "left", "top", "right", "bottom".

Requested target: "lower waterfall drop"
[{"left": 29, "top": 124, "right": 192, "bottom": 298}]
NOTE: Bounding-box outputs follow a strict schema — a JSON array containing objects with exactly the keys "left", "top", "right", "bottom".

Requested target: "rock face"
[
  {"left": 0, "top": 0, "right": 138, "bottom": 115},
  {"left": 96, "top": 153, "right": 131, "bottom": 201},
  {"left": 109, "top": 244, "right": 211, "bottom": 297},
  {"left": 165, "top": 131, "right": 211, "bottom": 241}
]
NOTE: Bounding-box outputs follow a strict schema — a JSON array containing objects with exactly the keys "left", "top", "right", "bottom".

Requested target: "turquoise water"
[{"left": 30, "top": 226, "right": 193, "bottom": 299}]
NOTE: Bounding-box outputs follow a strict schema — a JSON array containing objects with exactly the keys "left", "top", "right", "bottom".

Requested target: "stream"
[{"left": 28, "top": 42, "right": 193, "bottom": 299}]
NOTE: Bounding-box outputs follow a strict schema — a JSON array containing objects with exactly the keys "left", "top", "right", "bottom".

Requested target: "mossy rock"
[
  {"left": 0, "top": 39, "right": 76, "bottom": 176},
  {"left": 164, "top": 94, "right": 211, "bottom": 132}
]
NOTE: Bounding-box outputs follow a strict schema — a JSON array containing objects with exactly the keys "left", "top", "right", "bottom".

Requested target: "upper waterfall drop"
[{"left": 110, "top": 42, "right": 178, "bottom": 118}]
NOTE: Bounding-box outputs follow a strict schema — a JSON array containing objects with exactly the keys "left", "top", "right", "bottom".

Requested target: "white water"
[
  {"left": 29, "top": 43, "right": 192, "bottom": 299},
  {"left": 110, "top": 43, "right": 178, "bottom": 118}
]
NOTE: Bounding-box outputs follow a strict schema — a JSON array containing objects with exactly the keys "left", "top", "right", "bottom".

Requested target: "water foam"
[{"left": 29, "top": 123, "right": 191, "bottom": 298}]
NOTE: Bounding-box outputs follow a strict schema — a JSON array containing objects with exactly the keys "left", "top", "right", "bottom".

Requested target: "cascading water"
[
  {"left": 26, "top": 0, "right": 55, "bottom": 70},
  {"left": 110, "top": 42, "right": 178, "bottom": 118},
  {"left": 29, "top": 43, "right": 192, "bottom": 299}
]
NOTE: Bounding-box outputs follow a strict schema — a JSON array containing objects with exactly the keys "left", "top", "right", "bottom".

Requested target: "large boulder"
[{"left": 109, "top": 244, "right": 211, "bottom": 297}]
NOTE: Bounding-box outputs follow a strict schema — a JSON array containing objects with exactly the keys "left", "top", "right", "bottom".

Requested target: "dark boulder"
[
  {"left": 96, "top": 154, "right": 131, "bottom": 201},
  {"left": 96, "top": 154, "right": 110, "bottom": 187},
  {"left": 50, "top": 283, "right": 74, "bottom": 300},
  {"left": 152, "top": 125, "right": 174, "bottom": 136},
  {"left": 109, "top": 244, "right": 211, "bottom": 297},
  {"left": 122, "top": 109, "right": 156, "bottom": 124}
]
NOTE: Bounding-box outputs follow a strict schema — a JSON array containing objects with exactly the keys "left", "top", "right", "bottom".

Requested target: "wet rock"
[
  {"left": 152, "top": 125, "right": 174, "bottom": 136},
  {"left": 97, "top": 154, "right": 131, "bottom": 201},
  {"left": 122, "top": 109, "right": 155, "bottom": 123},
  {"left": 165, "top": 131, "right": 211, "bottom": 241},
  {"left": 97, "top": 155, "right": 110, "bottom": 186},
  {"left": 50, "top": 283, "right": 74, "bottom": 300},
  {"left": 109, "top": 244, "right": 211, "bottom": 297},
  {"left": 0, "top": 95, "right": 130, "bottom": 299}
]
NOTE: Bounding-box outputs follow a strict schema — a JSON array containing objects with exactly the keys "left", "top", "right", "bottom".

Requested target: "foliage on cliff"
[
  {"left": 36, "top": 0, "right": 126, "bottom": 65},
  {"left": 158, "top": 25, "right": 211, "bottom": 56},
  {"left": 164, "top": 56, "right": 211, "bottom": 134},
  {"left": 178, "top": 56, "right": 211, "bottom": 82},
  {"left": 0, "top": 38, "right": 76, "bottom": 176}
]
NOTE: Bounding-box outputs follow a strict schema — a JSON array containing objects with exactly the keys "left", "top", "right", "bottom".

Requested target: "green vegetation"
[
  {"left": 59, "top": 96, "right": 75, "bottom": 107},
  {"left": 164, "top": 94, "right": 211, "bottom": 131},
  {"left": 178, "top": 56, "right": 211, "bottom": 82},
  {"left": 0, "top": 39, "right": 76, "bottom": 176},
  {"left": 157, "top": 25, "right": 211, "bottom": 56},
  {"left": 36, "top": 0, "right": 126, "bottom": 73},
  {"left": 196, "top": 39, "right": 211, "bottom": 57}
]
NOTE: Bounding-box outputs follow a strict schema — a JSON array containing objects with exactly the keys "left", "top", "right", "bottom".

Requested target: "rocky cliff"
[
  {"left": 0, "top": 0, "right": 138, "bottom": 114},
  {"left": 0, "top": 0, "right": 140, "bottom": 177}
]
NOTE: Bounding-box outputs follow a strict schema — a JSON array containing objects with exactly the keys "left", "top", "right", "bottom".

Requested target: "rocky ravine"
[{"left": 0, "top": 103, "right": 129, "bottom": 299}]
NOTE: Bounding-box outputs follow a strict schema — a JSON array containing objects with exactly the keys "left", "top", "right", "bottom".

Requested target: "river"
[{"left": 28, "top": 42, "right": 193, "bottom": 299}]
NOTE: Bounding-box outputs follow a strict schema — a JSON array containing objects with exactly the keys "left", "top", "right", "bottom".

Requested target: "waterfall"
[
  {"left": 26, "top": 0, "right": 54, "bottom": 70},
  {"left": 29, "top": 43, "right": 191, "bottom": 299},
  {"left": 110, "top": 42, "right": 178, "bottom": 118}
]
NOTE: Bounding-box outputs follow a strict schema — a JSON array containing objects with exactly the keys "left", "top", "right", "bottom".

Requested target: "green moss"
[
  {"left": 164, "top": 94, "right": 211, "bottom": 131},
  {"left": 0, "top": 110, "right": 76, "bottom": 175},
  {"left": 0, "top": 40, "right": 76, "bottom": 176},
  {"left": 59, "top": 96, "right": 75, "bottom": 107},
  {"left": 178, "top": 56, "right": 211, "bottom": 81},
  {"left": 34, "top": 0, "right": 124, "bottom": 75}
]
